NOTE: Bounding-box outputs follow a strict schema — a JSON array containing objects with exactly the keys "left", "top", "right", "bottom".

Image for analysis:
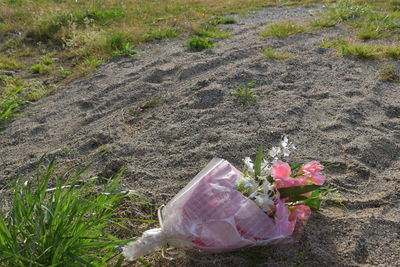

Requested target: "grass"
[
  {"left": 233, "top": 80, "right": 258, "bottom": 104},
  {"left": 1, "top": 0, "right": 296, "bottom": 129},
  {"left": 213, "top": 17, "right": 237, "bottom": 24},
  {"left": 312, "top": 0, "right": 400, "bottom": 40},
  {"left": 322, "top": 38, "right": 400, "bottom": 59},
  {"left": 379, "top": 64, "right": 400, "bottom": 82},
  {"left": 261, "top": 21, "right": 309, "bottom": 37},
  {"left": 264, "top": 47, "right": 291, "bottom": 60},
  {"left": 0, "top": 57, "right": 24, "bottom": 70},
  {"left": 186, "top": 36, "right": 217, "bottom": 52},
  {"left": 0, "top": 160, "right": 132, "bottom": 266},
  {"left": 0, "top": 76, "right": 53, "bottom": 128}
]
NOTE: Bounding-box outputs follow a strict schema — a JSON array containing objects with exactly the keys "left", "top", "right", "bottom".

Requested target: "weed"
[
  {"left": 112, "top": 43, "right": 136, "bottom": 58},
  {"left": 233, "top": 81, "right": 258, "bottom": 104},
  {"left": 261, "top": 21, "right": 308, "bottom": 37},
  {"left": 0, "top": 160, "right": 131, "bottom": 266},
  {"left": 30, "top": 63, "right": 52, "bottom": 75},
  {"left": 186, "top": 36, "right": 216, "bottom": 52},
  {"left": 379, "top": 65, "right": 399, "bottom": 82},
  {"left": 58, "top": 67, "right": 72, "bottom": 78},
  {"left": 213, "top": 17, "right": 237, "bottom": 24},
  {"left": 264, "top": 47, "right": 290, "bottom": 60},
  {"left": 108, "top": 32, "right": 130, "bottom": 52},
  {"left": 195, "top": 25, "right": 231, "bottom": 39}
]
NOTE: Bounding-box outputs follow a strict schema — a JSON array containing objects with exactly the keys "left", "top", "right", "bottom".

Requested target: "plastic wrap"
[{"left": 123, "top": 158, "right": 301, "bottom": 260}]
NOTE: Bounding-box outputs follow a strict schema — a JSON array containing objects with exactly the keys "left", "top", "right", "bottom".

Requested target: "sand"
[{"left": 0, "top": 5, "right": 399, "bottom": 267}]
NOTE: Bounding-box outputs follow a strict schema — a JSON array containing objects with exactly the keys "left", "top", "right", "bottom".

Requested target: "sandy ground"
[{"left": 0, "top": 5, "right": 399, "bottom": 267}]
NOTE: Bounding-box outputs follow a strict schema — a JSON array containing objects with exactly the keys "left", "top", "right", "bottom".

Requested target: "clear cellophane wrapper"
[{"left": 123, "top": 158, "right": 299, "bottom": 261}]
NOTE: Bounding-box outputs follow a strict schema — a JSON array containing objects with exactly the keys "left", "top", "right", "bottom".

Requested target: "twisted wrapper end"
[
  {"left": 122, "top": 228, "right": 166, "bottom": 261},
  {"left": 122, "top": 206, "right": 167, "bottom": 261}
]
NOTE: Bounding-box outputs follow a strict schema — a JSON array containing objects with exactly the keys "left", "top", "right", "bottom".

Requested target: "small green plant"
[
  {"left": 142, "top": 27, "right": 179, "bottom": 41},
  {"left": 339, "top": 43, "right": 380, "bottom": 59},
  {"left": 195, "top": 25, "right": 231, "bottom": 39},
  {"left": 321, "top": 38, "right": 349, "bottom": 48},
  {"left": 309, "top": 18, "right": 337, "bottom": 28},
  {"left": 385, "top": 46, "right": 400, "bottom": 59},
  {"left": 30, "top": 55, "right": 56, "bottom": 75},
  {"left": 264, "top": 47, "right": 290, "bottom": 60},
  {"left": 112, "top": 43, "right": 136, "bottom": 58},
  {"left": 327, "top": 0, "right": 375, "bottom": 22},
  {"left": 233, "top": 81, "right": 258, "bottom": 104},
  {"left": 58, "top": 67, "right": 72, "bottom": 78},
  {"left": 186, "top": 36, "right": 216, "bottom": 52},
  {"left": 30, "top": 63, "right": 52, "bottom": 75},
  {"left": 261, "top": 21, "right": 308, "bottom": 37},
  {"left": 0, "top": 160, "right": 131, "bottom": 266},
  {"left": 213, "top": 17, "right": 236, "bottom": 24},
  {"left": 379, "top": 65, "right": 400, "bottom": 82}
]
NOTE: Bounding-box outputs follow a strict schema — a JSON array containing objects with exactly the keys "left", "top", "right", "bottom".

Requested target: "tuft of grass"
[
  {"left": 322, "top": 38, "right": 400, "bottom": 60},
  {"left": 58, "top": 67, "right": 71, "bottom": 78},
  {"left": 195, "top": 25, "right": 231, "bottom": 39},
  {"left": 339, "top": 43, "right": 381, "bottom": 59},
  {"left": 0, "top": 56, "right": 23, "bottom": 69},
  {"left": 327, "top": 0, "right": 375, "bottom": 21},
  {"left": 186, "top": 36, "right": 216, "bottom": 52},
  {"left": 309, "top": 18, "right": 338, "bottom": 28},
  {"left": 30, "top": 63, "right": 52, "bottom": 75},
  {"left": 261, "top": 21, "right": 309, "bottom": 37},
  {"left": 140, "top": 96, "right": 170, "bottom": 109},
  {"left": 232, "top": 80, "right": 258, "bottom": 104},
  {"left": 213, "top": 17, "right": 237, "bottom": 24},
  {"left": 264, "top": 47, "right": 290, "bottom": 60},
  {"left": 385, "top": 46, "right": 400, "bottom": 59},
  {"left": 142, "top": 27, "right": 179, "bottom": 41},
  {"left": 379, "top": 65, "right": 400, "bottom": 82},
  {"left": 112, "top": 43, "right": 137, "bottom": 58},
  {"left": 30, "top": 55, "right": 56, "bottom": 75},
  {"left": 0, "top": 160, "right": 131, "bottom": 266}
]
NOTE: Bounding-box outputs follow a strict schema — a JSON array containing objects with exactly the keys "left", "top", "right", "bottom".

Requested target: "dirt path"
[{"left": 1, "top": 5, "right": 399, "bottom": 266}]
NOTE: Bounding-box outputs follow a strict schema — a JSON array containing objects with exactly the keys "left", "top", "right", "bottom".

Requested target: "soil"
[{"left": 1, "top": 5, "right": 399, "bottom": 267}]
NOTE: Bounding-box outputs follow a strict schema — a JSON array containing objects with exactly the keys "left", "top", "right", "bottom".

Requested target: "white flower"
[
  {"left": 235, "top": 176, "right": 257, "bottom": 196},
  {"left": 269, "top": 146, "right": 281, "bottom": 158},
  {"left": 260, "top": 159, "right": 272, "bottom": 177},
  {"left": 243, "top": 157, "right": 254, "bottom": 174},
  {"left": 254, "top": 194, "right": 275, "bottom": 212}
]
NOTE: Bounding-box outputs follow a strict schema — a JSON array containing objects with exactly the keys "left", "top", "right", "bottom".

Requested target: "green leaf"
[
  {"left": 290, "top": 162, "right": 302, "bottom": 171},
  {"left": 304, "top": 197, "right": 322, "bottom": 210},
  {"left": 286, "top": 195, "right": 308, "bottom": 202},
  {"left": 254, "top": 144, "right": 263, "bottom": 178},
  {"left": 278, "top": 185, "right": 321, "bottom": 198}
]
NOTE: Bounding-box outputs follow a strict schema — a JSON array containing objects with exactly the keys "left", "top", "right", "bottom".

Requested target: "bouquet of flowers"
[{"left": 123, "top": 137, "right": 330, "bottom": 261}]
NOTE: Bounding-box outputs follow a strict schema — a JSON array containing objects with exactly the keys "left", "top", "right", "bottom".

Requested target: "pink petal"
[
  {"left": 272, "top": 161, "right": 292, "bottom": 179},
  {"left": 309, "top": 174, "right": 325, "bottom": 186},
  {"left": 303, "top": 161, "right": 324, "bottom": 175},
  {"left": 289, "top": 205, "right": 311, "bottom": 222}
]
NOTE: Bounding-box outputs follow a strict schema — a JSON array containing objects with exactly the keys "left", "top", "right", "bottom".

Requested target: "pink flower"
[
  {"left": 289, "top": 205, "right": 311, "bottom": 222},
  {"left": 302, "top": 161, "right": 325, "bottom": 185},
  {"left": 272, "top": 161, "right": 308, "bottom": 189},
  {"left": 302, "top": 161, "right": 324, "bottom": 175},
  {"left": 272, "top": 161, "right": 291, "bottom": 178}
]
